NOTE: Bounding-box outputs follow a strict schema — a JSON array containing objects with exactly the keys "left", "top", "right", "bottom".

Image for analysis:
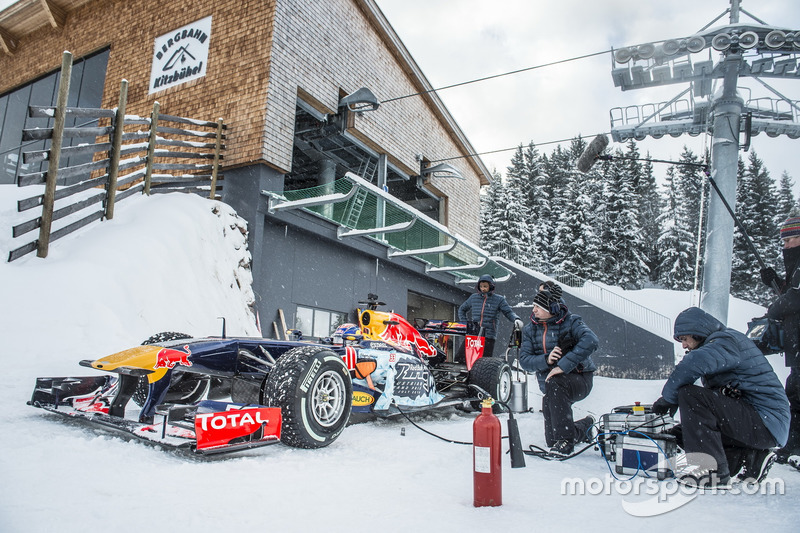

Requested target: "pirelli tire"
[
  {"left": 132, "top": 332, "right": 209, "bottom": 407},
  {"left": 262, "top": 346, "right": 352, "bottom": 449},
  {"left": 467, "top": 357, "right": 512, "bottom": 411}
]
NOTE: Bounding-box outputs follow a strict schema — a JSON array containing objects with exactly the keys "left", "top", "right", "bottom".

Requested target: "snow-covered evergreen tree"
[
  {"left": 597, "top": 147, "right": 649, "bottom": 288},
  {"left": 731, "top": 152, "right": 779, "bottom": 304},
  {"left": 657, "top": 165, "right": 697, "bottom": 290},
  {"left": 552, "top": 168, "right": 601, "bottom": 279},
  {"left": 776, "top": 170, "right": 798, "bottom": 222},
  {"left": 633, "top": 149, "right": 662, "bottom": 282},
  {"left": 479, "top": 171, "right": 508, "bottom": 255}
]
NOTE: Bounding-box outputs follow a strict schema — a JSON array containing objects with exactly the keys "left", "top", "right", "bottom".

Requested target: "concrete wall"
[
  {"left": 249, "top": 204, "right": 471, "bottom": 335},
  {"left": 492, "top": 263, "right": 675, "bottom": 379}
]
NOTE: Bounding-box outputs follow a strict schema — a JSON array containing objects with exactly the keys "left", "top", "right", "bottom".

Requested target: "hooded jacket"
[
  {"left": 664, "top": 307, "right": 790, "bottom": 446},
  {"left": 457, "top": 275, "right": 519, "bottom": 340},
  {"left": 518, "top": 304, "right": 598, "bottom": 392}
]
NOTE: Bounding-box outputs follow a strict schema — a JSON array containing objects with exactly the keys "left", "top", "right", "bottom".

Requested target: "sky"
[
  {"left": 374, "top": 0, "right": 800, "bottom": 189},
  {"left": 0, "top": 187, "right": 797, "bottom": 532}
]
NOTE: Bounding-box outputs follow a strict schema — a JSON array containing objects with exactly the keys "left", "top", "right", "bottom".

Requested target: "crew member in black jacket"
[{"left": 761, "top": 214, "right": 800, "bottom": 464}]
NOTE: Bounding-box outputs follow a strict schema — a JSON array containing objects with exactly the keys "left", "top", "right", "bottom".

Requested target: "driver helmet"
[{"left": 333, "top": 323, "right": 362, "bottom": 344}]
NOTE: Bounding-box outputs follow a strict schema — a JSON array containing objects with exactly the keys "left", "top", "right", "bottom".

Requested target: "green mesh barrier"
[{"left": 272, "top": 178, "right": 511, "bottom": 279}]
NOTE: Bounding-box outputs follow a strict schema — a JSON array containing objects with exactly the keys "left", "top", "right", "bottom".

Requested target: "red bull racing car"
[{"left": 29, "top": 295, "right": 513, "bottom": 455}]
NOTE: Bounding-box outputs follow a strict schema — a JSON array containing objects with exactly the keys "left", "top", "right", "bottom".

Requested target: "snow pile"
[{"left": 0, "top": 187, "right": 796, "bottom": 532}]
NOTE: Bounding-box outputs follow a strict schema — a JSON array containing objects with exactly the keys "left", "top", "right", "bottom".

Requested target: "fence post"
[
  {"left": 144, "top": 101, "right": 159, "bottom": 195},
  {"left": 209, "top": 117, "right": 223, "bottom": 200},
  {"left": 37, "top": 51, "right": 72, "bottom": 259},
  {"left": 105, "top": 79, "right": 128, "bottom": 220}
]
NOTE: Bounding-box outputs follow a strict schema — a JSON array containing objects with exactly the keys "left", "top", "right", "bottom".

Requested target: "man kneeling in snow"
[{"left": 652, "top": 306, "right": 790, "bottom": 488}]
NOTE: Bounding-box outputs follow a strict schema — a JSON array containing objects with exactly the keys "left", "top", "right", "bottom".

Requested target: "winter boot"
[
  {"left": 734, "top": 449, "right": 776, "bottom": 483},
  {"left": 549, "top": 439, "right": 574, "bottom": 457},
  {"left": 575, "top": 416, "right": 596, "bottom": 443}
]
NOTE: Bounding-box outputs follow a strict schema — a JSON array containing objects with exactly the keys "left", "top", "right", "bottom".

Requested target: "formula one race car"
[{"left": 29, "top": 295, "right": 513, "bottom": 454}]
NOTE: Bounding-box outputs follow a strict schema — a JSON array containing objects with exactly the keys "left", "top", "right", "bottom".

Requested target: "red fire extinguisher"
[{"left": 473, "top": 398, "right": 502, "bottom": 507}]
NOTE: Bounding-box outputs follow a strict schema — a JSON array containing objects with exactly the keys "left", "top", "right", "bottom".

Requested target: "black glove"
[
  {"left": 720, "top": 384, "right": 742, "bottom": 399},
  {"left": 760, "top": 267, "right": 780, "bottom": 288},
  {"left": 652, "top": 397, "right": 678, "bottom": 417}
]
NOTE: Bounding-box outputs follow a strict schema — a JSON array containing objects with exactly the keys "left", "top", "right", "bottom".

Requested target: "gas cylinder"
[{"left": 473, "top": 398, "right": 502, "bottom": 507}]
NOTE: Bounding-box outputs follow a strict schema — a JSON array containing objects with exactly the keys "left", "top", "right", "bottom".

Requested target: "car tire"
[
  {"left": 467, "top": 357, "right": 512, "bottom": 411},
  {"left": 262, "top": 346, "right": 352, "bottom": 449},
  {"left": 132, "top": 332, "right": 209, "bottom": 407}
]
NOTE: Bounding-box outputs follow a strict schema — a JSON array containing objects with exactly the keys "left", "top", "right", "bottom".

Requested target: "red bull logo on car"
[{"left": 154, "top": 345, "right": 192, "bottom": 369}]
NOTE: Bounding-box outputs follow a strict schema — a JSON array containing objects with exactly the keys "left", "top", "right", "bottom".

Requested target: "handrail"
[{"left": 490, "top": 241, "right": 673, "bottom": 339}]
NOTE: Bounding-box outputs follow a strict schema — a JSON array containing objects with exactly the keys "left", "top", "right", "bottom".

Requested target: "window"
[
  {"left": 406, "top": 291, "right": 456, "bottom": 323},
  {"left": 0, "top": 48, "right": 110, "bottom": 185},
  {"left": 295, "top": 305, "right": 348, "bottom": 338}
]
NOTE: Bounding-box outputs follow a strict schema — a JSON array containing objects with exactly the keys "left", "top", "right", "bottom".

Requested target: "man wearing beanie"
[
  {"left": 518, "top": 289, "right": 598, "bottom": 456},
  {"left": 761, "top": 214, "right": 800, "bottom": 465},
  {"left": 458, "top": 274, "right": 523, "bottom": 358}
]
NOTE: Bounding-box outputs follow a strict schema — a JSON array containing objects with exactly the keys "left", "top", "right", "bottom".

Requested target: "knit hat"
[
  {"left": 780, "top": 216, "right": 800, "bottom": 239},
  {"left": 533, "top": 290, "right": 559, "bottom": 315},
  {"left": 540, "top": 280, "right": 563, "bottom": 300}
]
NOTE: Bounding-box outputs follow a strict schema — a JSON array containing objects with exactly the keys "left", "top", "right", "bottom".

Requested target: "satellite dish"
[
  {"left": 711, "top": 33, "right": 732, "bottom": 51},
  {"left": 686, "top": 35, "right": 706, "bottom": 53},
  {"left": 765, "top": 30, "right": 786, "bottom": 49}
]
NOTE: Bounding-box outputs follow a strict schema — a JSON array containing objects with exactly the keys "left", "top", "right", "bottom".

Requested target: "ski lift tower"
[{"left": 609, "top": 0, "right": 800, "bottom": 324}]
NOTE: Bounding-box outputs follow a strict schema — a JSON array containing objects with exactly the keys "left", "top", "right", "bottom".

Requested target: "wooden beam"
[
  {"left": 40, "top": 0, "right": 66, "bottom": 29},
  {"left": 0, "top": 27, "right": 16, "bottom": 55},
  {"left": 278, "top": 309, "right": 288, "bottom": 341}
]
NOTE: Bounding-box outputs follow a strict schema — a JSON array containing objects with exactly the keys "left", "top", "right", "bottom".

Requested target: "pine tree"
[
  {"left": 597, "top": 147, "right": 649, "bottom": 288},
  {"left": 731, "top": 151, "right": 779, "bottom": 304},
  {"left": 636, "top": 152, "right": 662, "bottom": 282},
  {"left": 552, "top": 169, "right": 601, "bottom": 279},
  {"left": 776, "top": 170, "right": 798, "bottom": 222},
  {"left": 657, "top": 166, "right": 697, "bottom": 290},
  {"left": 480, "top": 171, "right": 508, "bottom": 256}
]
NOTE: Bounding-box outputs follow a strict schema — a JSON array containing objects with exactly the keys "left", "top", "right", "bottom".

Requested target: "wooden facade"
[{"left": 0, "top": 0, "right": 489, "bottom": 242}]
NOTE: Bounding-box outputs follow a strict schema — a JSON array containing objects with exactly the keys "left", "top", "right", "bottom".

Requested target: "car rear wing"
[{"left": 413, "top": 319, "right": 478, "bottom": 336}]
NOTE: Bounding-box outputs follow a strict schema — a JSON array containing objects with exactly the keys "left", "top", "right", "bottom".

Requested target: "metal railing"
[{"left": 491, "top": 241, "right": 673, "bottom": 339}]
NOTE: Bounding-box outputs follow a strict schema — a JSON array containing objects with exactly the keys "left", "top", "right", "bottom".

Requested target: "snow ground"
[{"left": 0, "top": 186, "right": 797, "bottom": 532}]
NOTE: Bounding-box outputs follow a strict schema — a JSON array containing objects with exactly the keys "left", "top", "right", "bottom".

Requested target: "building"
[
  {"left": 0, "top": 0, "right": 675, "bottom": 375},
  {"left": 0, "top": 0, "right": 509, "bottom": 336}
]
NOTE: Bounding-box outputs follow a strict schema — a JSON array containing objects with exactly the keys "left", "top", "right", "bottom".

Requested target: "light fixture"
[
  {"left": 338, "top": 87, "right": 379, "bottom": 112},
  {"left": 421, "top": 162, "right": 465, "bottom": 180}
]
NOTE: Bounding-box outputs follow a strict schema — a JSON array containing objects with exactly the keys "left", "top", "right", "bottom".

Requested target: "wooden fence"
[{"left": 7, "top": 51, "right": 226, "bottom": 262}]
